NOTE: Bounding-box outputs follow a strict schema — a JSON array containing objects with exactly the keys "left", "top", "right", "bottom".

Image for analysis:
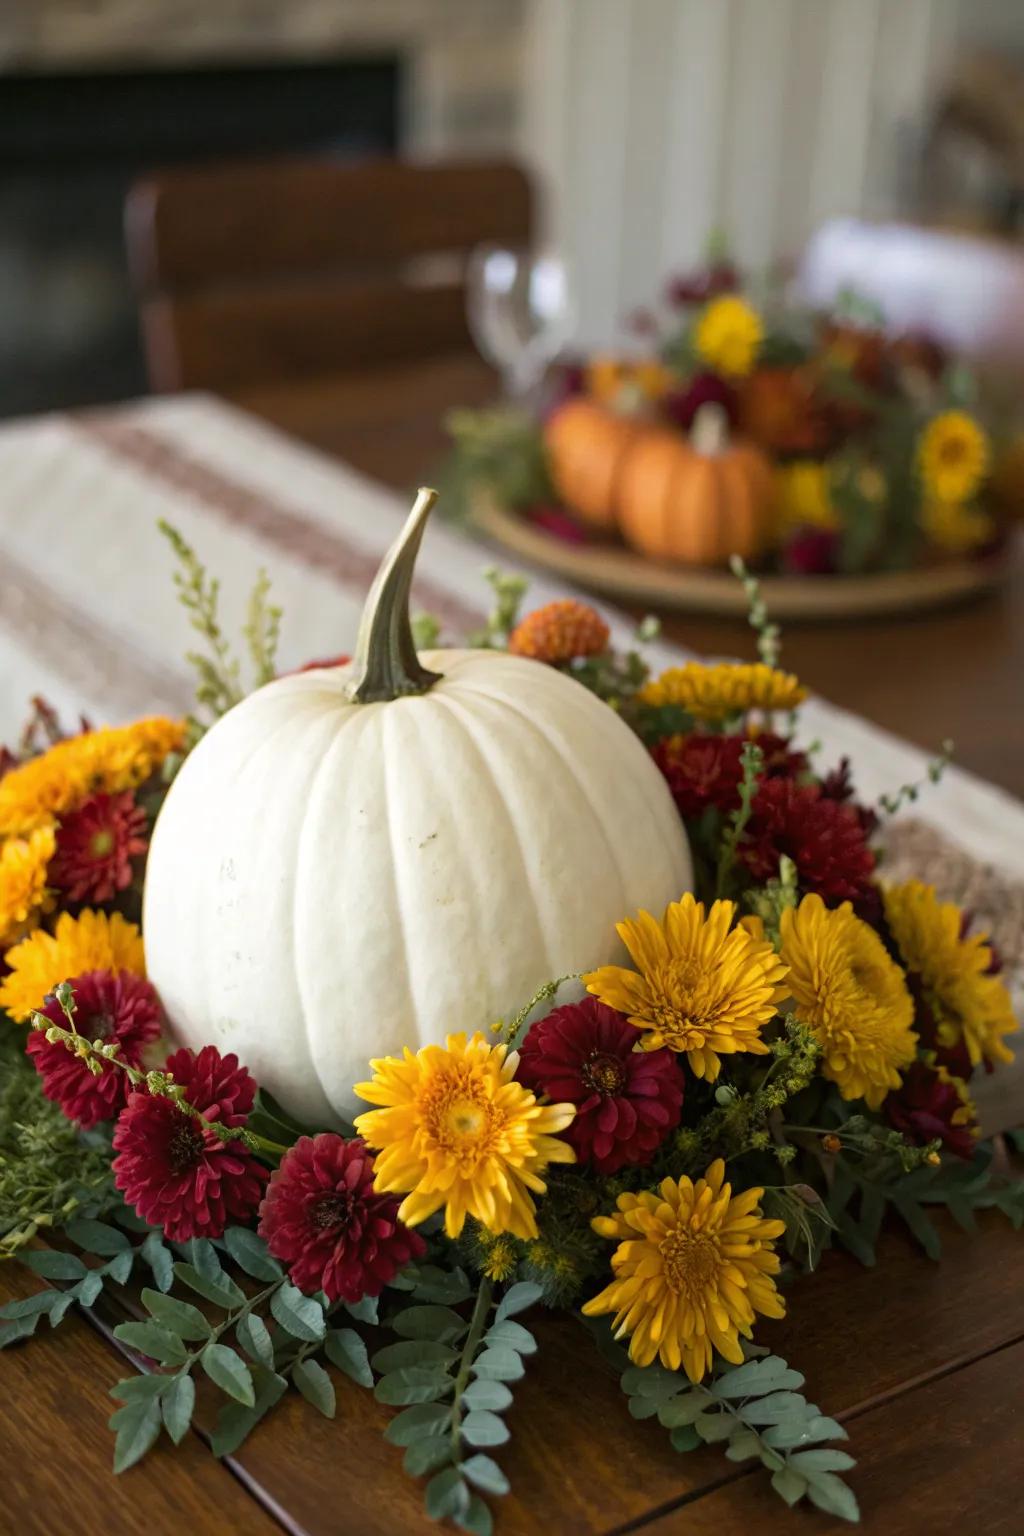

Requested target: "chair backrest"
[{"left": 126, "top": 157, "right": 532, "bottom": 392}]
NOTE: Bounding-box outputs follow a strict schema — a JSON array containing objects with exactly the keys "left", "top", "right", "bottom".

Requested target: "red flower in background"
[
  {"left": 653, "top": 731, "right": 808, "bottom": 821},
  {"left": 884, "top": 1058, "right": 977, "bottom": 1160},
  {"left": 516, "top": 997, "right": 684, "bottom": 1175},
  {"left": 27, "top": 968, "right": 162, "bottom": 1128},
  {"left": 780, "top": 528, "right": 841, "bottom": 577},
  {"left": 50, "top": 792, "right": 148, "bottom": 904},
  {"left": 741, "top": 777, "right": 875, "bottom": 905},
  {"left": 112, "top": 1045, "right": 266, "bottom": 1241},
  {"left": 663, "top": 372, "right": 739, "bottom": 433},
  {"left": 259, "top": 1134, "right": 425, "bottom": 1302},
  {"left": 665, "top": 262, "right": 739, "bottom": 308}
]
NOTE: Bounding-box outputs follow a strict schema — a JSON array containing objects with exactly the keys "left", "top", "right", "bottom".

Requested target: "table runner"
[{"left": 1, "top": 392, "right": 1021, "bottom": 1126}]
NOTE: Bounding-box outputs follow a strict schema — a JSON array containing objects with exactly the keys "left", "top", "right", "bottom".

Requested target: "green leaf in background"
[
  {"left": 113, "top": 1320, "right": 189, "bottom": 1366},
  {"left": 140, "top": 1231, "right": 175, "bottom": 1293},
  {"left": 210, "top": 1364, "right": 288, "bottom": 1458},
  {"left": 806, "top": 1470, "right": 861, "bottom": 1522},
  {"left": 270, "top": 1282, "right": 325, "bottom": 1343},
  {"left": 103, "top": 1250, "right": 135, "bottom": 1286},
  {"left": 425, "top": 1466, "right": 470, "bottom": 1523},
  {"left": 470, "top": 1348, "right": 524, "bottom": 1383},
  {"left": 343, "top": 1293, "right": 380, "bottom": 1326},
  {"left": 161, "top": 1373, "right": 196, "bottom": 1445},
  {"left": 403, "top": 1437, "right": 453, "bottom": 1477},
  {"left": 184, "top": 1237, "right": 224, "bottom": 1282},
  {"left": 484, "top": 1320, "right": 536, "bottom": 1355},
  {"left": 458, "top": 1495, "right": 494, "bottom": 1536},
  {"left": 392, "top": 1305, "right": 469, "bottom": 1344},
  {"left": 202, "top": 1342, "right": 256, "bottom": 1406},
  {"left": 461, "top": 1378, "right": 513, "bottom": 1413},
  {"left": 19, "top": 1250, "right": 88, "bottom": 1281},
  {"left": 222, "top": 1226, "right": 283, "bottom": 1282},
  {"left": 372, "top": 1339, "right": 457, "bottom": 1374},
  {"left": 111, "top": 1397, "right": 163, "bottom": 1474},
  {"left": 293, "top": 1358, "right": 336, "bottom": 1419},
  {"left": 462, "top": 1454, "right": 511, "bottom": 1497},
  {"left": 409, "top": 1266, "right": 472, "bottom": 1306},
  {"left": 141, "top": 1288, "right": 211, "bottom": 1341},
  {"left": 110, "top": 1375, "right": 166, "bottom": 1404},
  {"left": 494, "top": 1282, "right": 542, "bottom": 1322},
  {"left": 0, "top": 1290, "right": 63, "bottom": 1322},
  {"left": 172, "top": 1261, "right": 245, "bottom": 1309},
  {"left": 236, "top": 1311, "right": 275, "bottom": 1370},
  {"left": 65, "top": 1218, "right": 131, "bottom": 1256},
  {"left": 325, "top": 1327, "right": 373, "bottom": 1388},
  {"left": 462, "top": 1410, "right": 510, "bottom": 1448},
  {"left": 383, "top": 1403, "right": 453, "bottom": 1446},
  {"left": 375, "top": 1367, "right": 453, "bottom": 1407}
]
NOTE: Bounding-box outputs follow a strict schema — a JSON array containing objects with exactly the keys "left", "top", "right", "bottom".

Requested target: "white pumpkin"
[{"left": 143, "top": 491, "right": 692, "bottom": 1126}]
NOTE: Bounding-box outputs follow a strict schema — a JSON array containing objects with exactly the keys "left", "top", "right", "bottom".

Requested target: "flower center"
[
  {"left": 84, "top": 1010, "right": 115, "bottom": 1041},
  {"left": 89, "top": 828, "right": 115, "bottom": 859},
  {"left": 659, "top": 1227, "right": 721, "bottom": 1298},
  {"left": 581, "top": 1051, "right": 627, "bottom": 1096},
  {"left": 420, "top": 1069, "right": 501, "bottom": 1168},
  {"left": 311, "top": 1191, "right": 354, "bottom": 1232},
  {"left": 167, "top": 1120, "right": 205, "bottom": 1176}
]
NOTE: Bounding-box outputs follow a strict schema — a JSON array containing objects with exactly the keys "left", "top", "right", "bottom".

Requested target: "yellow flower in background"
[
  {"left": 587, "top": 356, "right": 673, "bottom": 405},
  {"left": 883, "top": 880, "right": 1016, "bottom": 1070},
  {"left": 0, "top": 908, "right": 146, "bottom": 1022},
  {"left": 694, "top": 296, "right": 763, "bottom": 378},
  {"left": 0, "top": 824, "right": 56, "bottom": 949},
  {"left": 0, "top": 717, "right": 185, "bottom": 838},
  {"left": 583, "top": 894, "right": 788, "bottom": 1080},
  {"left": 354, "top": 1032, "right": 575, "bottom": 1240},
  {"left": 775, "top": 461, "right": 840, "bottom": 535},
  {"left": 582, "top": 1160, "right": 786, "bottom": 1381},
  {"left": 779, "top": 893, "right": 917, "bottom": 1108},
  {"left": 919, "top": 498, "right": 995, "bottom": 554},
  {"left": 917, "top": 410, "right": 989, "bottom": 505},
  {"left": 638, "top": 661, "right": 806, "bottom": 720}
]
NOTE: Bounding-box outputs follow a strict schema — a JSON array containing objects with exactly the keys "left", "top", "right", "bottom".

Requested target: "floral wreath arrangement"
[
  {"left": 446, "top": 240, "right": 1024, "bottom": 577},
  {"left": 1, "top": 490, "right": 1022, "bottom": 1533}
]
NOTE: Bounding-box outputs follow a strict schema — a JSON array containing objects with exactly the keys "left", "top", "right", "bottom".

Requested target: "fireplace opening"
[{"left": 0, "top": 56, "right": 402, "bottom": 417}]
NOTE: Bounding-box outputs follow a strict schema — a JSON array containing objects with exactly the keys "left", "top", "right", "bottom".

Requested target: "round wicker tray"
[{"left": 472, "top": 494, "right": 1008, "bottom": 621}]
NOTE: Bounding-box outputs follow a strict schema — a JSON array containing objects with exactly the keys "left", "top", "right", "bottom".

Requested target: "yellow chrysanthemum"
[
  {"left": 917, "top": 410, "right": 989, "bottom": 505},
  {"left": 775, "top": 461, "right": 840, "bottom": 535},
  {"left": 694, "top": 296, "right": 763, "bottom": 378},
  {"left": 0, "top": 909, "right": 146, "bottom": 1023},
  {"left": 779, "top": 893, "right": 917, "bottom": 1108},
  {"left": 586, "top": 356, "right": 673, "bottom": 405},
  {"left": 0, "top": 717, "right": 185, "bottom": 838},
  {"left": 353, "top": 1032, "right": 575, "bottom": 1240},
  {"left": 919, "top": 498, "right": 995, "bottom": 554},
  {"left": 582, "top": 1160, "right": 786, "bottom": 1381},
  {"left": 638, "top": 661, "right": 806, "bottom": 720},
  {"left": 883, "top": 880, "right": 1016, "bottom": 1070},
  {"left": 0, "top": 824, "right": 56, "bottom": 948},
  {"left": 583, "top": 894, "right": 789, "bottom": 1080}
]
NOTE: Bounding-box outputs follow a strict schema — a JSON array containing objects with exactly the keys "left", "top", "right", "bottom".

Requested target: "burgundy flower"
[
  {"left": 820, "top": 756, "right": 879, "bottom": 839},
  {"left": 665, "top": 262, "right": 739, "bottom": 308},
  {"left": 662, "top": 372, "right": 739, "bottom": 432},
  {"left": 112, "top": 1045, "right": 267, "bottom": 1241},
  {"left": 653, "top": 733, "right": 746, "bottom": 820},
  {"left": 741, "top": 778, "right": 876, "bottom": 905},
  {"left": 259, "top": 1134, "right": 425, "bottom": 1301},
  {"left": 528, "top": 505, "right": 590, "bottom": 545},
  {"left": 780, "top": 528, "right": 841, "bottom": 576},
  {"left": 50, "top": 791, "right": 148, "bottom": 904},
  {"left": 27, "top": 969, "right": 162, "bottom": 1129},
  {"left": 884, "top": 1058, "right": 976, "bottom": 1160},
  {"left": 516, "top": 998, "right": 684, "bottom": 1174}
]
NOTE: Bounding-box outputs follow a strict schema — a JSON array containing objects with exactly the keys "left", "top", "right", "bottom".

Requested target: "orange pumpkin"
[{"left": 545, "top": 399, "right": 775, "bottom": 566}]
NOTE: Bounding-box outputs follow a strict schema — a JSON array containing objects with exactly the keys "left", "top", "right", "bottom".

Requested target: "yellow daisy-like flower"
[
  {"left": 353, "top": 1032, "right": 575, "bottom": 1241},
  {"left": 0, "top": 717, "right": 185, "bottom": 838},
  {"left": 774, "top": 460, "right": 840, "bottom": 535},
  {"left": 779, "top": 893, "right": 917, "bottom": 1108},
  {"left": 583, "top": 894, "right": 789, "bottom": 1080},
  {"left": 638, "top": 661, "right": 806, "bottom": 720},
  {"left": 582, "top": 1160, "right": 786, "bottom": 1381},
  {"left": 0, "top": 908, "right": 146, "bottom": 1023},
  {"left": 0, "top": 824, "right": 57, "bottom": 948},
  {"left": 694, "top": 296, "right": 763, "bottom": 378},
  {"left": 919, "top": 498, "right": 995, "bottom": 554},
  {"left": 883, "top": 880, "right": 1016, "bottom": 1070},
  {"left": 917, "top": 410, "right": 989, "bottom": 505}
]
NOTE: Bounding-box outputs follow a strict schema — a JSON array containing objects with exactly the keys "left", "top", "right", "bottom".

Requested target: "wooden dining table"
[{"left": 2, "top": 355, "right": 1023, "bottom": 1535}]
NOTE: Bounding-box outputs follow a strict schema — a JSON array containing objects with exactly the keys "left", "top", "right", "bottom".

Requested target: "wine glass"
[{"left": 466, "top": 245, "right": 575, "bottom": 400}]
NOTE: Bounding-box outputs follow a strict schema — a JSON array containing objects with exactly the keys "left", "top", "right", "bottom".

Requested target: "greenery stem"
[{"left": 450, "top": 1276, "right": 493, "bottom": 1460}]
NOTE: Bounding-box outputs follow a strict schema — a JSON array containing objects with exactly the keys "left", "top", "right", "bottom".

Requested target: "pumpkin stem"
[
  {"left": 342, "top": 487, "right": 444, "bottom": 704},
  {"left": 691, "top": 401, "right": 729, "bottom": 457}
]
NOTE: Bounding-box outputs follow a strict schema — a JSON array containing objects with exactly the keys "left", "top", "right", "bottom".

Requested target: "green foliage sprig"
[
  {"left": 729, "top": 556, "right": 781, "bottom": 667},
  {"left": 715, "top": 739, "right": 764, "bottom": 899},
  {"left": 877, "top": 739, "right": 954, "bottom": 817}
]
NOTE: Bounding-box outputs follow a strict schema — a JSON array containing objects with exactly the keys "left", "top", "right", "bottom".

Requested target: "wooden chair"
[{"left": 125, "top": 158, "right": 532, "bottom": 394}]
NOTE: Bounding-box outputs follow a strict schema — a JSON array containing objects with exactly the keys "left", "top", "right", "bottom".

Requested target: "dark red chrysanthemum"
[
  {"left": 884, "top": 1058, "right": 977, "bottom": 1160},
  {"left": 112, "top": 1045, "right": 267, "bottom": 1241},
  {"left": 820, "top": 756, "right": 879, "bottom": 839},
  {"left": 259, "top": 1134, "right": 425, "bottom": 1302},
  {"left": 741, "top": 777, "right": 876, "bottom": 905},
  {"left": 653, "top": 731, "right": 808, "bottom": 821},
  {"left": 662, "top": 372, "right": 739, "bottom": 432},
  {"left": 779, "top": 528, "right": 841, "bottom": 576},
  {"left": 516, "top": 998, "right": 684, "bottom": 1175},
  {"left": 50, "top": 791, "right": 148, "bottom": 903},
  {"left": 27, "top": 968, "right": 162, "bottom": 1129}
]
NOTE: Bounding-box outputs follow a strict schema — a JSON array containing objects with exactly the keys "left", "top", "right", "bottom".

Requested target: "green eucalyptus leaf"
[
  {"left": 740, "top": 1391, "right": 809, "bottom": 1425},
  {"left": 383, "top": 1403, "right": 452, "bottom": 1445},
  {"left": 711, "top": 1357, "right": 804, "bottom": 1396},
  {"left": 65, "top": 1218, "right": 131, "bottom": 1256},
  {"left": 110, "top": 1375, "right": 168, "bottom": 1403},
  {"left": 293, "top": 1358, "right": 336, "bottom": 1418},
  {"left": 403, "top": 1436, "right": 453, "bottom": 1477},
  {"left": 771, "top": 1466, "right": 808, "bottom": 1507},
  {"left": 462, "top": 1410, "right": 510, "bottom": 1448},
  {"left": 628, "top": 1396, "right": 661, "bottom": 1421},
  {"left": 375, "top": 1367, "right": 453, "bottom": 1406},
  {"left": 413, "top": 1266, "right": 472, "bottom": 1306},
  {"left": 670, "top": 1424, "right": 701, "bottom": 1453},
  {"left": 222, "top": 1227, "right": 283, "bottom": 1282},
  {"left": 0, "top": 1291, "right": 62, "bottom": 1321},
  {"left": 161, "top": 1373, "right": 196, "bottom": 1445},
  {"left": 270, "top": 1283, "right": 325, "bottom": 1343},
  {"left": 425, "top": 1467, "right": 470, "bottom": 1522},
  {"left": 657, "top": 1394, "right": 707, "bottom": 1428},
  {"left": 485, "top": 1319, "right": 536, "bottom": 1355},
  {"left": 462, "top": 1453, "right": 510, "bottom": 1497},
  {"left": 19, "top": 1250, "right": 88, "bottom": 1281},
  {"left": 806, "top": 1470, "right": 860, "bottom": 1522},
  {"left": 343, "top": 1294, "right": 379, "bottom": 1326},
  {"left": 0, "top": 1315, "right": 41, "bottom": 1347},
  {"left": 173, "top": 1262, "right": 245, "bottom": 1309},
  {"left": 325, "top": 1328, "right": 373, "bottom": 1387},
  {"left": 457, "top": 1494, "right": 494, "bottom": 1536},
  {"left": 462, "top": 1378, "right": 512, "bottom": 1413},
  {"left": 471, "top": 1347, "right": 524, "bottom": 1383},
  {"left": 763, "top": 1414, "right": 847, "bottom": 1450},
  {"left": 184, "top": 1237, "right": 223, "bottom": 1282},
  {"left": 75, "top": 1270, "right": 105, "bottom": 1308},
  {"left": 372, "top": 1339, "right": 457, "bottom": 1374},
  {"left": 695, "top": 1411, "right": 735, "bottom": 1444},
  {"left": 393, "top": 1305, "right": 469, "bottom": 1344},
  {"left": 621, "top": 1365, "right": 683, "bottom": 1399},
  {"left": 725, "top": 1428, "right": 760, "bottom": 1461},
  {"left": 210, "top": 1364, "right": 287, "bottom": 1457},
  {"left": 140, "top": 1231, "right": 175, "bottom": 1293},
  {"left": 111, "top": 1397, "right": 163, "bottom": 1473},
  {"left": 494, "top": 1282, "right": 541, "bottom": 1321},
  {"left": 141, "top": 1288, "right": 211, "bottom": 1341},
  {"left": 103, "top": 1250, "right": 135, "bottom": 1286},
  {"left": 236, "top": 1312, "right": 275, "bottom": 1370},
  {"left": 790, "top": 1448, "right": 857, "bottom": 1474},
  {"left": 113, "top": 1320, "right": 189, "bottom": 1366},
  {"left": 202, "top": 1342, "right": 256, "bottom": 1406}
]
